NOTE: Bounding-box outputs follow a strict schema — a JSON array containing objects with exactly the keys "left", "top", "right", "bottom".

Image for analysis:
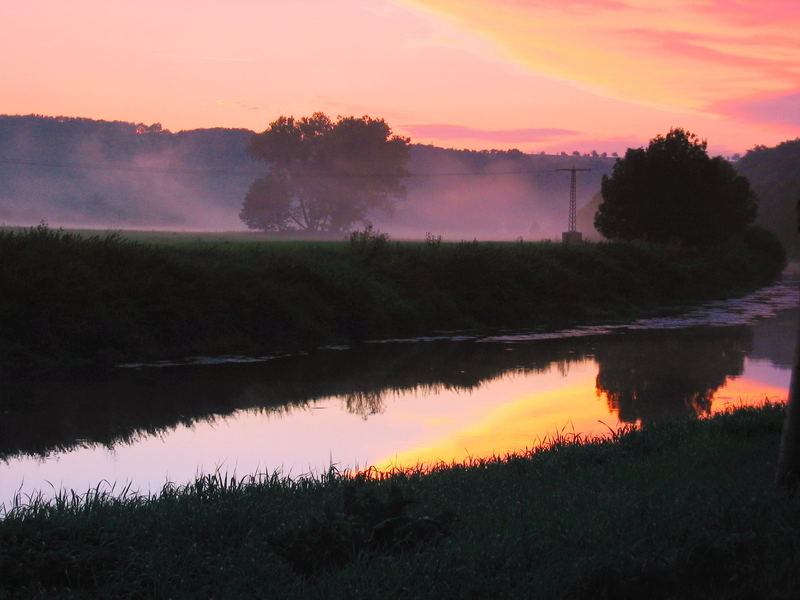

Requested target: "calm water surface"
[{"left": 2, "top": 272, "right": 798, "bottom": 510}]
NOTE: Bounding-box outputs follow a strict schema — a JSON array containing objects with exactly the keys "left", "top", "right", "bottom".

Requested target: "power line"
[
  {"left": 0, "top": 156, "right": 600, "bottom": 179},
  {"left": 0, "top": 157, "right": 263, "bottom": 178}
]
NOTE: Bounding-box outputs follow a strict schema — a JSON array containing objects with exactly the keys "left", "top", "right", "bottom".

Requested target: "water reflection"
[
  {"left": 2, "top": 340, "right": 584, "bottom": 460},
  {"left": 0, "top": 319, "right": 770, "bottom": 462},
  {"left": 2, "top": 261, "right": 797, "bottom": 508},
  {"left": 595, "top": 327, "right": 751, "bottom": 423}
]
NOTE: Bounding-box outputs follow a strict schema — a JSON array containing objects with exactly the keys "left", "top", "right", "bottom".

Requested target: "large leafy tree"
[
  {"left": 595, "top": 128, "right": 757, "bottom": 245},
  {"left": 240, "top": 113, "right": 409, "bottom": 233}
]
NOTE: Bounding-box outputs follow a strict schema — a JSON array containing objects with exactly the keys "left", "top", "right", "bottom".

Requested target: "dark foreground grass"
[
  {"left": 0, "top": 224, "right": 785, "bottom": 377},
  {"left": 1, "top": 404, "right": 797, "bottom": 599}
]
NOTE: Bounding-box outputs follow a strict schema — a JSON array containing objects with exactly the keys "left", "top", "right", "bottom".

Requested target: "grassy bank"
[
  {"left": 0, "top": 224, "right": 785, "bottom": 377},
  {"left": 1, "top": 404, "right": 797, "bottom": 598}
]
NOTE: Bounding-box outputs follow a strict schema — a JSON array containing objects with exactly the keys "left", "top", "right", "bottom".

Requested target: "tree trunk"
[
  {"left": 776, "top": 317, "right": 800, "bottom": 489},
  {"left": 775, "top": 203, "right": 800, "bottom": 489}
]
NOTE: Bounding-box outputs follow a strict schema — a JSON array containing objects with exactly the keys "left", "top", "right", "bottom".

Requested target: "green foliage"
[
  {"left": 269, "top": 481, "right": 451, "bottom": 576},
  {"left": 596, "top": 129, "right": 758, "bottom": 245},
  {"left": 425, "top": 231, "right": 443, "bottom": 248},
  {"left": 2, "top": 405, "right": 799, "bottom": 598},
  {"left": 741, "top": 225, "right": 787, "bottom": 265},
  {"left": 241, "top": 113, "right": 410, "bottom": 233},
  {"left": 0, "top": 225, "right": 786, "bottom": 377},
  {"left": 347, "top": 224, "right": 391, "bottom": 254}
]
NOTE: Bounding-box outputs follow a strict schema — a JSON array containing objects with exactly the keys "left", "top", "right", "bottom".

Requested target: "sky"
[{"left": 2, "top": 0, "right": 799, "bottom": 155}]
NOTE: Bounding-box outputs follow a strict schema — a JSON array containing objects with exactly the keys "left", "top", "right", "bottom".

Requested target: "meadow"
[
  {"left": 0, "top": 224, "right": 786, "bottom": 378},
  {"left": 1, "top": 403, "right": 796, "bottom": 598}
]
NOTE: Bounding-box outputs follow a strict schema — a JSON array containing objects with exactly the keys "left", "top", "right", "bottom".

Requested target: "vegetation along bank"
[
  {"left": 1, "top": 404, "right": 797, "bottom": 598},
  {"left": 0, "top": 223, "right": 785, "bottom": 377}
]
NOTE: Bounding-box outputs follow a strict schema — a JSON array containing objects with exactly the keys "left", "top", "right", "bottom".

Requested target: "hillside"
[
  {"left": 0, "top": 115, "right": 257, "bottom": 229},
  {"left": 736, "top": 139, "right": 800, "bottom": 255}
]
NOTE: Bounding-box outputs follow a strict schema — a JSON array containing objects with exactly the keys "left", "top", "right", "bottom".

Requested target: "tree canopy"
[
  {"left": 240, "top": 113, "right": 409, "bottom": 233},
  {"left": 594, "top": 128, "right": 758, "bottom": 245}
]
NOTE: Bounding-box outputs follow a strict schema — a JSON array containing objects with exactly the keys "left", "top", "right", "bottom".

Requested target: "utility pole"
[{"left": 556, "top": 166, "right": 591, "bottom": 243}]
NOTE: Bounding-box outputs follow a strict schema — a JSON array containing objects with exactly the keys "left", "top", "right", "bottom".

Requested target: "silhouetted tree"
[
  {"left": 594, "top": 328, "right": 751, "bottom": 423},
  {"left": 595, "top": 128, "right": 758, "bottom": 245},
  {"left": 240, "top": 113, "right": 409, "bottom": 233}
]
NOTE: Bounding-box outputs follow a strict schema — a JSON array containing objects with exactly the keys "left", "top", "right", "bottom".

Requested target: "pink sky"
[{"left": 2, "top": 0, "right": 798, "bottom": 154}]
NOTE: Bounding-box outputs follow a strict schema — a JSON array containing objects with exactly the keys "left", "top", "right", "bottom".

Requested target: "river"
[{"left": 2, "top": 270, "right": 798, "bottom": 511}]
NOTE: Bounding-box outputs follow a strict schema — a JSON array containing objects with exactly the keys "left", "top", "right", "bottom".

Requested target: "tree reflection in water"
[
  {"left": 1, "top": 340, "right": 572, "bottom": 459},
  {"left": 345, "top": 390, "right": 387, "bottom": 419},
  {"left": 0, "top": 322, "right": 762, "bottom": 459},
  {"left": 594, "top": 326, "right": 752, "bottom": 423}
]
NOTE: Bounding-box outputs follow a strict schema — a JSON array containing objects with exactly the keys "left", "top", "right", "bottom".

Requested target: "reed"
[{"left": 1, "top": 404, "right": 797, "bottom": 598}]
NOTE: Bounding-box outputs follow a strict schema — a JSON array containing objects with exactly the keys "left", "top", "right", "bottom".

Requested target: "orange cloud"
[
  {"left": 402, "top": 123, "right": 579, "bottom": 142},
  {"left": 400, "top": 0, "right": 800, "bottom": 120}
]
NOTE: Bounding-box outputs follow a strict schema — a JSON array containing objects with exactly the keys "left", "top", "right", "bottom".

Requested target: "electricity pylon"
[{"left": 555, "top": 166, "right": 592, "bottom": 236}]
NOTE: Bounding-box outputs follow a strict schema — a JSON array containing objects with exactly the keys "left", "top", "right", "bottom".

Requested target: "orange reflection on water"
[
  {"left": 372, "top": 359, "right": 617, "bottom": 471},
  {"left": 710, "top": 375, "right": 787, "bottom": 413},
  {"left": 371, "top": 360, "right": 789, "bottom": 473}
]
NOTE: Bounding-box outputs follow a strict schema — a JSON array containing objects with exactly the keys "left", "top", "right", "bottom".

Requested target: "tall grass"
[
  {"left": 1, "top": 404, "right": 797, "bottom": 598},
  {"left": 0, "top": 224, "right": 785, "bottom": 377}
]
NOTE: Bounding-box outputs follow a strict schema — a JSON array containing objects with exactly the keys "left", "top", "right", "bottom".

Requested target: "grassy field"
[
  {"left": 1, "top": 403, "right": 797, "bottom": 599},
  {"left": 0, "top": 224, "right": 786, "bottom": 378}
]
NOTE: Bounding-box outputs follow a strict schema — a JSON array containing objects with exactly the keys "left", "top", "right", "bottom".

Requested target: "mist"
[
  {"left": 0, "top": 116, "right": 256, "bottom": 231},
  {"left": 0, "top": 115, "right": 613, "bottom": 239},
  {"left": 374, "top": 146, "right": 610, "bottom": 241}
]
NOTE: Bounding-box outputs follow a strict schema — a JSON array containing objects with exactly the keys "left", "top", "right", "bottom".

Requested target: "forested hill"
[
  {"left": 0, "top": 115, "right": 257, "bottom": 229},
  {"left": 736, "top": 139, "right": 800, "bottom": 256}
]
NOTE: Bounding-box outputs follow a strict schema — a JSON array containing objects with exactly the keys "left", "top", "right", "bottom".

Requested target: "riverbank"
[
  {"left": 1, "top": 404, "right": 797, "bottom": 598},
  {"left": 0, "top": 224, "right": 785, "bottom": 377}
]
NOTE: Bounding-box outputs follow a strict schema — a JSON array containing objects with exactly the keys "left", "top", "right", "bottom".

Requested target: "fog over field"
[
  {"left": 373, "top": 145, "right": 608, "bottom": 240},
  {"left": 0, "top": 115, "right": 614, "bottom": 240},
  {"left": 0, "top": 117, "right": 256, "bottom": 231},
  {"left": 9, "top": 115, "right": 794, "bottom": 246}
]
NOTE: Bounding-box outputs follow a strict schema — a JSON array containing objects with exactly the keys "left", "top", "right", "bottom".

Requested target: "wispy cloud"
[
  {"left": 401, "top": 0, "right": 800, "bottom": 118},
  {"left": 714, "top": 91, "right": 800, "bottom": 127},
  {"left": 491, "top": 0, "right": 629, "bottom": 12},
  {"left": 403, "top": 124, "right": 579, "bottom": 143},
  {"left": 217, "top": 100, "right": 261, "bottom": 112},
  {"left": 691, "top": 0, "right": 800, "bottom": 26}
]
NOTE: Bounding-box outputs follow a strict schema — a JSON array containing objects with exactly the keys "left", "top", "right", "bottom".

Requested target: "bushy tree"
[
  {"left": 240, "top": 113, "right": 409, "bottom": 233},
  {"left": 595, "top": 128, "right": 757, "bottom": 245}
]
